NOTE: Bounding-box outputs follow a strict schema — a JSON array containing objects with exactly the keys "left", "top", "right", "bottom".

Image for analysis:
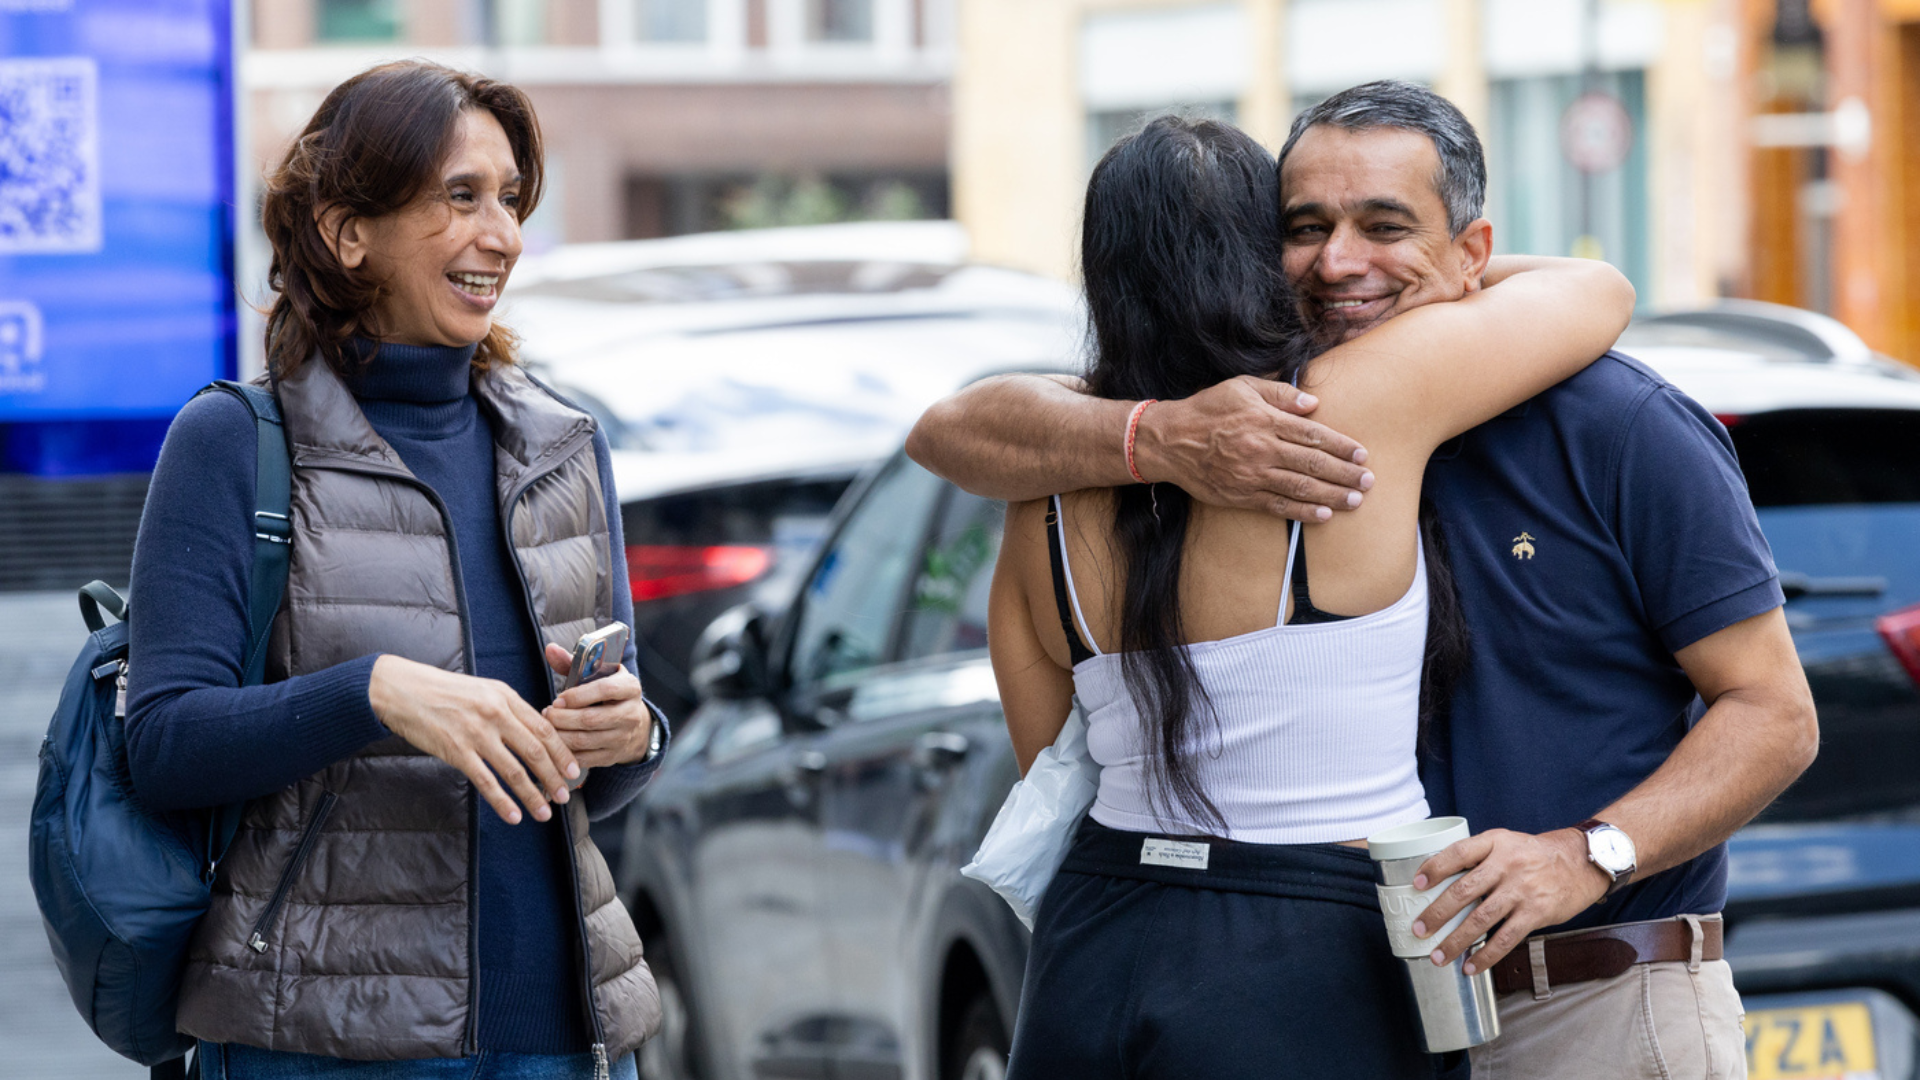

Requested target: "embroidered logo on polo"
[
  {"left": 1140, "top": 837, "right": 1210, "bottom": 870},
  {"left": 1511, "top": 532, "right": 1536, "bottom": 560}
]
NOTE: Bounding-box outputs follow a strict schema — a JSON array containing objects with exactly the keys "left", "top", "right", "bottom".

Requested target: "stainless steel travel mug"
[{"left": 1368, "top": 817, "right": 1501, "bottom": 1053}]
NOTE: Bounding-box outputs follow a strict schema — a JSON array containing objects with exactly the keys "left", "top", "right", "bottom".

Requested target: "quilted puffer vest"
[{"left": 175, "top": 357, "right": 660, "bottom": 1061}]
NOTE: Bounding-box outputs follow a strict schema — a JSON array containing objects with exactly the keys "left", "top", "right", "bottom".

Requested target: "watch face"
[{"left": 1590, "top": 827, "right": 1636, "bottom": 873}]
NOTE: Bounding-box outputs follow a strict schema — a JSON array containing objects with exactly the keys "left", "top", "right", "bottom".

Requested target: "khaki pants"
[{"left": 1468, "top": 922, "right": 1747, "bottom": 1080}]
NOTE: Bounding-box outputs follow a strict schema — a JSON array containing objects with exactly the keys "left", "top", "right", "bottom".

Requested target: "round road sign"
[{"left": 1560, "top": 92, "right": 1634, "bottom": 175}]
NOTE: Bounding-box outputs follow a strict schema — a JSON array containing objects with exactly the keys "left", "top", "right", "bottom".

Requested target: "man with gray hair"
[{"left": 910, "top": 81, "right": 1815, "bottom": 1076}]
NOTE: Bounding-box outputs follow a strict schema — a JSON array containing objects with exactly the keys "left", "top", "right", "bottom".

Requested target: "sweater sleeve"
[
  {"left": 125, "top": 390, "right": 391, "bottom": 811},
  {"left": 580, "top": 426, "right": 670, "bottom": 822}
]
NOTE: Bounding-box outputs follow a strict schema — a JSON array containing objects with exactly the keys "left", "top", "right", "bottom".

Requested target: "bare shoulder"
[
  {"left": 1004, "top": 488, "right": 1114, "bottom": 581},
  {"left": 998, "top": 498, "right": 1052, "bottom": 589},
  {"left": 1002, "top": 497, "right": 1050, "bottom": 544}
]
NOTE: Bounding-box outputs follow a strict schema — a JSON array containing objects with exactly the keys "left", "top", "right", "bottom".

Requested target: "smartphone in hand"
[{"left": 558, "top": 622, "right": 630, "bottom": 693}]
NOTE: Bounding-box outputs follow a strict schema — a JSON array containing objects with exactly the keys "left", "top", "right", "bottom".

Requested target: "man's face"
[{"left": 1279, "top": 125, "right": 1490, "bottom": 347}]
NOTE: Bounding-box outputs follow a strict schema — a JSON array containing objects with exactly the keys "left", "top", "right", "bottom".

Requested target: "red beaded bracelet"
[{"left": 1125, "top": 399, "right": 1157, "bottom": 484}]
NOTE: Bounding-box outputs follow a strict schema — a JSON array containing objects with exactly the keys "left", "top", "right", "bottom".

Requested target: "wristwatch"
[{"left": 1576, "top": 819, "right": 1637, "bottom": 897}]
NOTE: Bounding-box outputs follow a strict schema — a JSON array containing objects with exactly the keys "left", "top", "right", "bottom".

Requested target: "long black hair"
[
  {"left": 1080, "top": 117, "right": 1312, "bottom": 832},
  {"left": 1079, "top": 115, "right": 1468, "bottom": 834}
]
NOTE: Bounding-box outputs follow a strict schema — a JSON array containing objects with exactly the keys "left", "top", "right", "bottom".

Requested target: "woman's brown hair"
[{"left": 261, "top": 60, "right": 544, "bottom": 378}]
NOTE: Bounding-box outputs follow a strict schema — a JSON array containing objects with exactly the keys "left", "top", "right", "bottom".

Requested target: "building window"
[
  {"left": 1487, "top": 71, "right": 1649, "bottom": 301},
  {"left": 807, "top": 0, "right": 873, "bottom": 43},
  {"left": 316, "top": 0, "right": 401, "bottom": 42},
  {"left": 1086, "top": 102, "right": 1237, "bottom": 174},
  {"left": 639, "top": 0, "right": 708, "bottom": 42},
  {"left": 625, "top": 172, "right": 948, "bottom": 239},
  {"left": 492, "top": 0, "right": 546, "bottom": 45}
]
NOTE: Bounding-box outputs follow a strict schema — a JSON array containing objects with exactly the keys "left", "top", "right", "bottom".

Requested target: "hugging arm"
[
  {"left": 1303, "top": 255, "right": 1637, "bottom": 454},
  {"left": 907, "top": 373, "right": 1373, "bottom": 522},
  {"left": 987, "top": 499, "right": 1079, "bottom": 775}
]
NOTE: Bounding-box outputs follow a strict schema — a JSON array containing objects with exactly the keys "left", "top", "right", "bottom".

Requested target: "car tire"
[
  {"left": 944, "top": 994, "right": 1009, "bottom": 1080},
  {"left": 638, "top": 933, "right": 701, "bottom": 1080}
]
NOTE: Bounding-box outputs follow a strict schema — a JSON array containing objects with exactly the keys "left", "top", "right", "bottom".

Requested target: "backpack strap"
[
  {"left": 209, "top": 382, "right": 292, "bottom": 685},
  {"left": 194, "top": 380, "right": 293, "bottom": 874},
  {"left": 78, "top": 580, "right": 128, "bottom": 631}
]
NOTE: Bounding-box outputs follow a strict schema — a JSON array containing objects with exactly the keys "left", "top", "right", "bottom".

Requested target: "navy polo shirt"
[{"left": 1418, "top": 350, "right": 1783, "bottom": 933}]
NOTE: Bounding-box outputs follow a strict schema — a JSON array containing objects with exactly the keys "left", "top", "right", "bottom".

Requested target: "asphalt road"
[{"left": 2, "top": 590, "right": 150, "bottom": 1078}]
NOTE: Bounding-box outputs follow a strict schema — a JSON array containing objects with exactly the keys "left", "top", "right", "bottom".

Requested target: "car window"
[
  {"left": 1728, "top": 409, "right": 1920, "bottom": 508},
  {"left": 787, "top": 457, "right": 946, "bottom": 689},
  {"left": 899, "top": 489, "right": 1005, "bottom": 663}
]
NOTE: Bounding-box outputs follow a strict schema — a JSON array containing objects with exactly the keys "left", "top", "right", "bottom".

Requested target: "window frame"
[
  {"left": 771, "top": 453, "right": 954, "bottom": 710},
  {"left": 896, "top": 486, "right": 1003, "bottom": 666}
]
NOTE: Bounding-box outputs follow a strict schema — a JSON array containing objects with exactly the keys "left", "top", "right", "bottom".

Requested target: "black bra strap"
[
  {"left": 1045, "top": 502, "right": 1096, "bottom": 665},
  {"left": 1287, "top": 530, "right": 1357, "bottom": 626},
  {"left": 1290, "top": 532, "right": 1313, "bottom": 615}
]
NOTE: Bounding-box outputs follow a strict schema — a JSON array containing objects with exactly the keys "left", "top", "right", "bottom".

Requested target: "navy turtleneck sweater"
[{"left": 126, "top": 340, "right": 662, "bottom": 1055}]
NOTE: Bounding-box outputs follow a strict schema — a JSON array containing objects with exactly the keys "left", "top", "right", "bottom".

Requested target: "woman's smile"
[{"left": 447, "top": 270, "right": 502, "bottom": 308}]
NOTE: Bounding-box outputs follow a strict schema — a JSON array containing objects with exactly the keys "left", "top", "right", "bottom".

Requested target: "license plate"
[{"left": 1745, "top": 1001, "right": 1879, "bottom": 1079}]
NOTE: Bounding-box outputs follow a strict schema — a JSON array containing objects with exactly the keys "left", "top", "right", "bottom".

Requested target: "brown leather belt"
[{"left": 1489, "top": 917, "right": 1723, "bottom": 997}]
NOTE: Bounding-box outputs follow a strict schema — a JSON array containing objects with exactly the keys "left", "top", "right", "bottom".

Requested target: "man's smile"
[{"left": 1309, "top": 292, "right": 1397, "bottom": 319}]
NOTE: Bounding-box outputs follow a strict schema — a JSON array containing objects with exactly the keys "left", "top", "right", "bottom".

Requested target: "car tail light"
[
  {"left": 1713, "top": 413, "right": 1744, "bottom": 429},
  {"left": 628, "top": 545, "right": 772, "bottom": 602},
  {"left": 1877, "top": 603, "right": 1920, "bottom": 687}
]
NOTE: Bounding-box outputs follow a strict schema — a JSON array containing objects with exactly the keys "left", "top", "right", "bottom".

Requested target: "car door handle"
[
  {"left": 777, "top": 749, "right": 827, "bottom": 806},
  {"left": 912, "top": 732, "right": 971, "bottom": 771},
  {"left": 777, "top": 749, "right": 826, "bottom": 784},
  {"left": 778, "top": 748, "right": 827, "bottom": 779},
  {"left": 1779, "top": 572, "right": 1888, "bottom": 600}
]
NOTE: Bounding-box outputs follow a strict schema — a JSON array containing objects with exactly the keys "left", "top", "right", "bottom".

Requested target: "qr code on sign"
[{"left": 0, "top": 56, "right": 102, "bottom": 254}]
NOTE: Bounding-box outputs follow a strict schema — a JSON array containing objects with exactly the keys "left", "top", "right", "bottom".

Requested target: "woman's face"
[{"left": 327, "top": 109, "right": 525, "bottom": 347}]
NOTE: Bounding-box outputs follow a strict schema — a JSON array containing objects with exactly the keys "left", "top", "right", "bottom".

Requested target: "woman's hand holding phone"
[
  {"left": 368, "top": 655, "right": 581, "bottom": 825},
  {"left": 542, "top": 642, "right": 654, "bottom": 769}
]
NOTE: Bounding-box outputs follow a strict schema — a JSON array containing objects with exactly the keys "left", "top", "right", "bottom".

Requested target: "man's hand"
[
  {"left": 1132, "top": 375, "right": 1374, "bottom": 521},
  {"left": 1409, "top": 828, "right": 1612, "bottom": 974}
]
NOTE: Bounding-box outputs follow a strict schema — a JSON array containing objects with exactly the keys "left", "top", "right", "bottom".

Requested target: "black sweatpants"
[{"left": 1006, "top": 819, "right": 1465, "bottom": 1080}]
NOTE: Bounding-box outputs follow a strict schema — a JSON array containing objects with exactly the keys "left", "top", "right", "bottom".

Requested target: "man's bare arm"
[
  {"left": 906, "top": 373, "right": 1375, "bottom": 520},
  {"left": 907, "top": 374, "right": 1131, "bottom": 500},
  {"left": 1410, "top": 607, "right": 1818, "bottom": 973}
]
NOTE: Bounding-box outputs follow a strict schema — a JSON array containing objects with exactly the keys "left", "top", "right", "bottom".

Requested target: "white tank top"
[{"left": 1055, "top": 496, "right": 1432, "bottom": 844}]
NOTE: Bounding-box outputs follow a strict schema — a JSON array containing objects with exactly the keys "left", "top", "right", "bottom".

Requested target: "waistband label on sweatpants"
[{"left": 1141, "top": 837, "right": 1210, "bottom": 871}]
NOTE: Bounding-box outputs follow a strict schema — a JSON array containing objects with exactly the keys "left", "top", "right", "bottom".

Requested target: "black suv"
[
  {"left": 618, "top": 309, "right": 1920, "bottom": 1080},
  {"left": 620, "top": 453, "right": 1020, "bottom": 1080}
]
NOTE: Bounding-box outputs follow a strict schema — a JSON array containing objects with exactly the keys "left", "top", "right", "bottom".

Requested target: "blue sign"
[{"left": 0, "top": 0, "right": 235, "bottom": 472}]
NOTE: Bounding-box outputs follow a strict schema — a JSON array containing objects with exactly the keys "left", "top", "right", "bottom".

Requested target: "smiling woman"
[
  {"left": 125, "top": 60, "right": 665, "bottom": 1080},
  {"left": 261, "top": 62, "right": 545, "bottom": 372}
]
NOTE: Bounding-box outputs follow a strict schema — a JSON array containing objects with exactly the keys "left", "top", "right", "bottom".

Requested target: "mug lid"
[{"left": 1367, "top": 816, "right": 1471, "bottom": 862}]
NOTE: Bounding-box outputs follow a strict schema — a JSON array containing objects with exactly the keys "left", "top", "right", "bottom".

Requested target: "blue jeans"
[{"left": 197, "top": 1042, "right": 639, "bottom": 1080}]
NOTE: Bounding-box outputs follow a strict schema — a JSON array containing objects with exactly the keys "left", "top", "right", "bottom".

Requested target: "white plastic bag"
[{"left": 961, "top": 711, "right": 1101, "bottom": 929}]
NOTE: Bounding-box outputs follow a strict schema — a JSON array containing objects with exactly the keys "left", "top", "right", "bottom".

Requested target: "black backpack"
[{"left": 29, "top": 381, "right": 291, "bottom": 1080}]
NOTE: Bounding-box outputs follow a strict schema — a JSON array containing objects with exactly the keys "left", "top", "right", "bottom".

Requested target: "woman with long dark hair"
[
  {"left": 985, "top": 117, "right": 1634, "bottom": 1076},
  {"left": 126, "top": 62, "right": 661, "bottom": 1078}
]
